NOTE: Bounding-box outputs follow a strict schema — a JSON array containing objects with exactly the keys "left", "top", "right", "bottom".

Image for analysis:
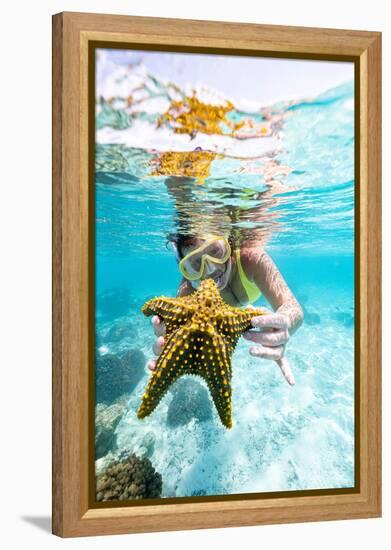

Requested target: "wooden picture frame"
[{"left": 52, "top": 12, "right": 382, "bottom": 537}]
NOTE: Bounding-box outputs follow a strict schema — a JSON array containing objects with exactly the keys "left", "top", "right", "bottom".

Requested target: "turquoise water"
[{"left": 95, "top": 77, "right": 355, "bottom": 497}]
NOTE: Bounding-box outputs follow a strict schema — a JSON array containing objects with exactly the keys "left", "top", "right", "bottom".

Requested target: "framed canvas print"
[{"left": 52, "top": 12, "right": 381, "bottom": 537}]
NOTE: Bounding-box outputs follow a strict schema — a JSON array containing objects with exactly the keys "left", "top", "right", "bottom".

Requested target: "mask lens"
[
  {"left": 182, "top": 258, "right": 202, "bottom": 278},
  {"left": 187, "top": 254, "right": 202, "bottom": 272},
  {"left": 203, "top": 240, "right": 228, "bottom": 260}
]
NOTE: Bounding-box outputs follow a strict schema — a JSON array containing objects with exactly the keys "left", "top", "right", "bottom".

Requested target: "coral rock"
[
  {"left": 95, "top": 397, "right": 128, "bottom": 459},
  {"left": 167, "top": 378, "right": 212, "bottom": 427},
  {"left": 96, "top": 454, "right": 162, "bottom": 502},
  {"left": 96, "top": 349, "right": 146, "bottom": 404}
]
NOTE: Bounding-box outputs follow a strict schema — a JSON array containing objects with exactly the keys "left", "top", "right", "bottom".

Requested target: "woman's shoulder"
[
  {"left": 240, "top": 244, "right": 266, "bottom": 265},
  {"left": 237, "top": 245, "right": 265, "bottom": 282}
]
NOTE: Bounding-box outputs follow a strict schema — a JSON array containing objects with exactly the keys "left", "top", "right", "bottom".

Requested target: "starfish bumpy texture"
[{"left": 138, "top": 279, "right": 266, "bottom": 428}]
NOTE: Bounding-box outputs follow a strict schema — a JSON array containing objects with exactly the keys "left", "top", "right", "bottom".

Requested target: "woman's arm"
[
  {"left": 242, "top": 249, "right": 303, "bottom": 386},
  {"left": 252, "top": 251, "right": 304, "bottom": 333}
]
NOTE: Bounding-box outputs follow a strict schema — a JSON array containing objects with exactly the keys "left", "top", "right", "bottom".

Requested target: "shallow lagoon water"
[{"left": 94, "top": 77, "right": 355, "bottom": 497}]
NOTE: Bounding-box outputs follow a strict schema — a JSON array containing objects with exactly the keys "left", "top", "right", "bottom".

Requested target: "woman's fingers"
[
  {"left": 147, "top": 359, "right": 157, "bottom": 371},
  {"left": 249, "top": 344, "right": 285, "bottom": 361},
  {"left": 251, "top": 313, "right": 289, "bottom": 330},
  {"left": 249, "top": 346, "right": 295, "bottom": 385},
  {"left": 245, "top": 312, "right": 290, "bottom": 348},
  {"left": 152, "top": 315, "right": 166, "bottom": 337},
  {"left": 150, "top": 317, "right": 165, "bottom": 370},
  {"left": 276, "top": 357, "right": 295, "bottom": 386},
  {"left": 153, "top": 336, "right": 164, "bottom": 356},
  {"left": 148, "top": 336, "right": 163, "bottom": 371},
  {"left": 244, "top": 328, "right": 288, "bottom": 347}
]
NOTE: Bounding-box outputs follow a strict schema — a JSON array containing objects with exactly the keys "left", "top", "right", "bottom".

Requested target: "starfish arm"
[
  {"left": 229, "top": 307, "right": 268, "bottom": 333},
  {"left": 137, "top": 321, "right": 210, "bottom": 418},
  {"left": 213, "top": 307, "right": 267, "bottom": 358},
  {"left": 137, "top": 328, "right": 188, "bottom": 419},
  {"left": 172, "top": 323, "right": 234, "bottom": 429},
  {"left": 199, "top": 330, "right": 234, "bottom": 429},
  {"left": 138, "top": 320, "right": 235, "bottom": 428},
  {"left": 142, "top": 296, "right": 195, "bottom": 333},
  {"left": 142, "top": 296, "right": 191, "bottom": 317}
]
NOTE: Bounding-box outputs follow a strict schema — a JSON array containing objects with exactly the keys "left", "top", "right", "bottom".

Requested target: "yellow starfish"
[{"left": 138, "top": 279, "right": 266, "bottom": 428}]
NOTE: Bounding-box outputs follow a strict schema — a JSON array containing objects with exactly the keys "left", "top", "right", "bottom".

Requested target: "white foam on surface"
[{"left": 97, "top": 119, "right": 279, "bottom": 158}]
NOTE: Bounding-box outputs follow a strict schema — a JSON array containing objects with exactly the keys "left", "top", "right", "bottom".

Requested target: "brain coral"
[{"left": 96, "top": 454, "right": 162, "bottom": 501}]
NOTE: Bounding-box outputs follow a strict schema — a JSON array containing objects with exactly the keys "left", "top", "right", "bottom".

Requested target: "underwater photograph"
[{"left": 93, "top": 48, "right": 355, "bottom": 503}]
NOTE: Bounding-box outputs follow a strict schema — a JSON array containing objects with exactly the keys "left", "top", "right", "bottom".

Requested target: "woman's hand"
[
  {"left": 243, "top": 311, "right": 295, "bottom": 385},
  {"left": 147, "top": 315, "right": 165, "bottom": 371}
]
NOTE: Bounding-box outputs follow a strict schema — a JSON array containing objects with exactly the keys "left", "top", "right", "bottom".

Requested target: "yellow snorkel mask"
[{"left": 178, "top": 235, "right": 232, "bottom": 281}]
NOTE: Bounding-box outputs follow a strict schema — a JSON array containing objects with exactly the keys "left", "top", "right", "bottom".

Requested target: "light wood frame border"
[{"left": 52, "top": 12, "right": 382, "bottom": 537}]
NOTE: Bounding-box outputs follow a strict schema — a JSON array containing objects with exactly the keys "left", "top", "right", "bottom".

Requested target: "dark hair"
[{"left": 166, "top": 233, "right": 196, "bottom": 259}]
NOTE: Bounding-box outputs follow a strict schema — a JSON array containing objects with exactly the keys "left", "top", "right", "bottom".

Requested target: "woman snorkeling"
[{"left": 148, "top": 232, "right": 304, "bottom": 385}]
